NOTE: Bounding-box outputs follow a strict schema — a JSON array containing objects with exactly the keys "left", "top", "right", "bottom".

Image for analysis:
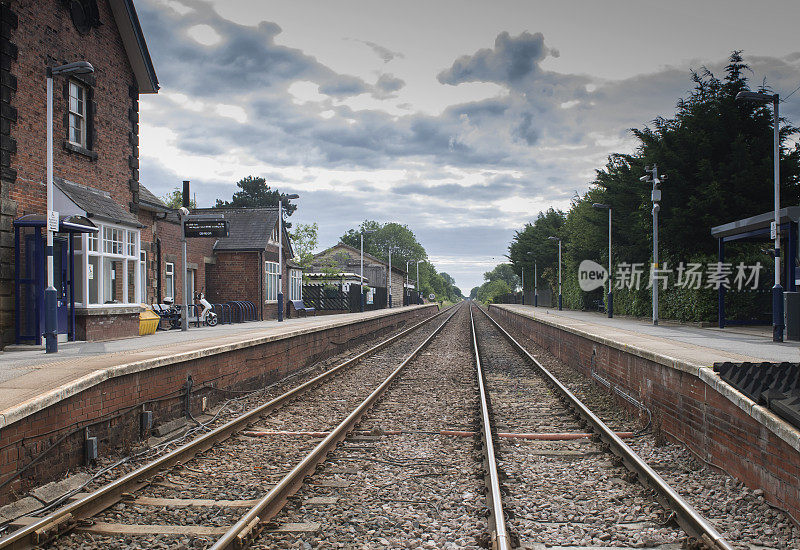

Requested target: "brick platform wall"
[
  {"left": 75, "top": 309, "right": 139, "bottom": 341},
  {"left": 0, "top": 305, "right": 438, "bottom": 501},
  {"left": 487, "top": 305, "right": 800, "bottom": 524}
]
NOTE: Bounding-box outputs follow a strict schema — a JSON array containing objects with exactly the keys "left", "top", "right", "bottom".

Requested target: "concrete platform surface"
[
  {"left": 0, "top": 306, "right": 433, "bottom": 427},
  {"left": 500, "top": 305, "right": 800, "bottom": 366}
]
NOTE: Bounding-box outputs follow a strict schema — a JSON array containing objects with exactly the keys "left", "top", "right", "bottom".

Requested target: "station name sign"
[{"left": 184, "top": 218, "right": 229, "bottom": 238}]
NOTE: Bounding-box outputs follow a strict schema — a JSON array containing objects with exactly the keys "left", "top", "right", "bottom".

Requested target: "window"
[
  {"left": 289, "top": 269, "right": 302, "bottom": 301},
  {"left": 103, "top": 226, "right": 123, "bottom": 254},
  {"left": 186, "top": 268, "right": 196, "bottom": 301},
  {"left": 165, "top": 262, "right": 175, "bottom": 300},
  {"left": 73, "top": 222, "right": 141, "bottom": 307},
  {"left": 265, "top": 261, "right": 279, "bottom": 301},
  {"left": 68, "top": 81, "right": 87, "bottom": 148},
  {"left": 140, "top": 251, "right": 147, "bottom": 303}
]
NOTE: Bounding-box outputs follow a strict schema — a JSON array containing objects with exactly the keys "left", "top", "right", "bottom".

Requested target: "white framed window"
[
  {"left": 74, "top": 222, "right": 141, "bottom": 307},
  {"left": 68, "top": 81, "right": 87, "bottom": 148},
  {"left": 139, "top": 251, "right": 147, "bottom": 303},
  {"left": 165, "top": 262, "right": 175, "bottom": 300},
  {"left": 265, "top": 261, "right": 279, "bottom": 301},
  {"left": 103, "top": 226, "right": 124, "bottom": 254},
  {"left": 289, "top": 269, "right": 302, "bottom": 301}
]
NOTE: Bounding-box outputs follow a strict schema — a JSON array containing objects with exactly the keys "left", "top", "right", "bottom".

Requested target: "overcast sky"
[{"left": 137, "top": 0, "right": 800, "bottom": 293}]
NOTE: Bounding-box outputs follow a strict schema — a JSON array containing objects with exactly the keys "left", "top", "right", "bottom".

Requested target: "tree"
[
  {"left": 290, "top": 223, "right": 319, "bottom": 269},
  {"left": 215, "top": 176, "right": 298, "bottom": 218},
  {"left": 340, "top": 220, "right": 427, "bottom": 268},
  {"left": 483, "top": 263, "right": 520, "bottom": 289},
  {"left": 161, "top": 187, "right": 196, "bottom": 209}
]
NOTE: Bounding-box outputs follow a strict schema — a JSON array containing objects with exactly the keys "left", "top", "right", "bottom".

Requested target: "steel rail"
[
  {"left": 210, "top": 304, "right": 462, "bottom": 549},
  {"left": 476, "top": 305, "right": 734, "bottom": 550},
  {"left": 469, "top": 305, "right": 512, "bottom": 550},
  {"left": 0, "top": 306, "right": 451, "bottom": 550}
]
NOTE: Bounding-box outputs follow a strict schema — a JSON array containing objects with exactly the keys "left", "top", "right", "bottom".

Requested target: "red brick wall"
[
  {"left": 149, "top": 216, "right": 215, "bottom": 305},
  {"left": 487, "top": 305, "right": 800, "bottom": 524},
  {"left": 0, "top": 0, "right": 145, "bottom": 346},
  {"left": 0, "top": 305, "right": 438, "bottom": 501},
  {"left": 76, "top": 311, "right": 138, "bottom": 341}
]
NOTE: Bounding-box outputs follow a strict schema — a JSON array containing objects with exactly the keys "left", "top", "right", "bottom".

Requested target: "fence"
[
  {"left": 302, "top": 285, "right": 350, "bottom": 311},
  {"left": 403, "top": 290, "right": 421, "bottom": 306}
]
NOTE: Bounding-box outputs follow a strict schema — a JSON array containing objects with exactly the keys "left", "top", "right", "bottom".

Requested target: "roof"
[
  {"left": 711, "top": 207, "right": 800, "bottom": 241},
  {"left": 109, "top": 0, "right": 159, "bottom": 93},
  {"left": 313, "top": 242, "right": 407, "bottom": 274},
  {"left": 137, "top": 185, "right": 169, "bottom": 212},
  {"left": 190, "top": 208, "right": 293, "bottom": 254},
  {"left": 54, "top": 178, "right": 143, "bottom": 228}
]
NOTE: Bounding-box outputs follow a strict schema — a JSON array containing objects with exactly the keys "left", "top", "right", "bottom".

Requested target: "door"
[{"left": 54, "top": 238, "right": 69, "bottom": 335}]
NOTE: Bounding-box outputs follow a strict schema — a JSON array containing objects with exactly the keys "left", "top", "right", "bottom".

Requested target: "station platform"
[
  {"left": 498, "top": 305, "right": 800, "bottom": 366},
  {"left": 0, "top": 305, "right": 436, "bottom": 431}
]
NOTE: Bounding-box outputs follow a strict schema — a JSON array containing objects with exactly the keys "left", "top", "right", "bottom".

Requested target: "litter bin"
[
  {"left": 139, "top": 306, "right": 160, "bottom": 336},
  {"left": 785, "top": 292, "right": 800, "bottom": 341}
]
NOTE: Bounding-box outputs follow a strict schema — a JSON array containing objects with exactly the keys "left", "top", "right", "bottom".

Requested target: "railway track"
[
  {"left": 0, "top": 306, "right": 456, "bottom": 550},
  {"left": 0, "top": 302, "right": 747, "bottom": 549}
]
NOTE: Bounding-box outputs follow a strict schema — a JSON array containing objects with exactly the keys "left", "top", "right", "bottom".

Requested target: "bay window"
[{"left": 72, "top": 222, "right": 141, "bottom": 306}]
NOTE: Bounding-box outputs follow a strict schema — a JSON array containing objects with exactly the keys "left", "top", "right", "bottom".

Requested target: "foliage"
[
  {"left": 483, "top": 263, "right": 520, "bottom": 289},
  {"left": 215, "top": 176, "right": 298, "bottom": 221},
  {"left": 339, "top": 220, "right": 463, "bottom": 303},
  {"left": 161, "top": 187, "right": 196, "bottom": 209},
  {"left": 504, "top": 52, "right": 798, "bottom": 322},
  {"left": 289, "top": 223, "right": 319, "bottom": 269},
  {"left": 475, "top": 280, "right": 511, "bottom": 303}
]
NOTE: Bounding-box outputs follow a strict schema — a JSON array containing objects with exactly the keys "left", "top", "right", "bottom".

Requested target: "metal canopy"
[
  {"left": 13, "top": 214, "right": 99, "bottom": 233},
  {"left": 711, "top": 206, "right": 800, "bottom": 241}
]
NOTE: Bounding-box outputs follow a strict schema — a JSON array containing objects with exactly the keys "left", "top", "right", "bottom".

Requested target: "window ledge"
[
  {"left": 75, "top": 305, "right": 141, "bottom": 316},
  {"left": 63, "top": 141, "right": 98, "bottom": 160}
]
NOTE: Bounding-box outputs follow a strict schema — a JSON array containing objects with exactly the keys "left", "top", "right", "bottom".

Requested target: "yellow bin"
[{"left": 139, "top": 306, "right": 160, "bottom": 336}]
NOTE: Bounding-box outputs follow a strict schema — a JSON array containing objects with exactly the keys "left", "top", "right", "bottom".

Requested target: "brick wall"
[
  {"left": 76, "top": 308, "right": 138, "bottom": 341},
  {"left": 150, "top": 216, "right": 215, "bottom": 305},
  {"left": 487, "top": 305, "right": 800, "bottom": 524},
  {"left": 0, "top": 305, "right": 438, "bottom": 501},
  {"left": 0, "top": 0, "right": 146, "bottom": 346}
]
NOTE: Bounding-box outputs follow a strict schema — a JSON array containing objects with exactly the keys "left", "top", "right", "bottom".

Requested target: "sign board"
[
  {"left": 47, "top": 210, "right": 59, "bottom": 232},
  {"left": 184, "top": 219, "right": 229, "bottom": 238},
  {"left": 771, "top": 221, "right": 777, "bottom": 240},
  {"left": 88, "top": 264, "right": 94, "bottom": 280}
]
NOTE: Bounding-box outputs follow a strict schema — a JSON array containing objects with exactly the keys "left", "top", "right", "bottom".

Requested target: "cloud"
[
  {"left": 438, "top": 31, "right": 558, "bottom": 87},
  {"left": 347, "top": 38, "right": 405, "bottom": 63},
  {"left": 374, "top": 73, "right": 406, "bottom": 97}
]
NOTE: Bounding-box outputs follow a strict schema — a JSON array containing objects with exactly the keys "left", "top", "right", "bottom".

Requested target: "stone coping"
[
  {"left": 75, "top": 306, "right": 141, "bottom": 316},
  {"left": 489, "top": 304, "right": 800, "bottom": 454},
  {"left": 0, "top": 305, "right": 437, "bottom": 431}
]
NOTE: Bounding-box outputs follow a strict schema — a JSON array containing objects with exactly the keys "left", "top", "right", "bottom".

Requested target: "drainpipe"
[
  {"left": 259, "top": 250, "right": 264, "bottom": 321},
  {"left": 156, "top": 238, "right": 162, "bottom": 303}
]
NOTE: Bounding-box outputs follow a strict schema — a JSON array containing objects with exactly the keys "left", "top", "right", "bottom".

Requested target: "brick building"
[
  {"left": 0, "top": 0, "right": 159, "bottom": 346},
  {"left": 309, "top": 243, "right": 406, "bottom": 308}
]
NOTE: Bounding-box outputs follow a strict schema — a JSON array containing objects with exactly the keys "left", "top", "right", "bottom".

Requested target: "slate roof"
[
  {"left": 191, "top": 208, "right": 280, "bottom": 252},
  {"left": 55, "top": 178, "right": 143, "bottom": 228},
  {"left": 137, "top": 184, "right": 169, "bottom": 212}
]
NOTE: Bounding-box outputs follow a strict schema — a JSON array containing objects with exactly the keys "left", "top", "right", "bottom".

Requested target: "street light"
[
  {"left": 592, "top": 203, "right": 613, "bottom": 318},
  {"left": 277, "top": 193, "right": 299, "bottom": 322},
  {"left": 388, "top": 247, "right": 395, "bottom": 308},
  {"left": 548, "top": 237, "right": 562, "bottom": 310},
  {"left": 360, "top": 229, "right": 376, "bottom": 312},
  {"left": 640, "top": 165, "right": 665, "bottom": 326},
  {"left": 737, "top": 90, "right": 783, "bottom": 342},
  {"left": 45, "top": 61, "right": 94, "bottom": 353},
  {"left": 416, "top": 260, "right": 424, "bottom": 304}
]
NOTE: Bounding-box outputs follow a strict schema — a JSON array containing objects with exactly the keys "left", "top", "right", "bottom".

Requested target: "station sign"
[{"left": 184, "top": 218, "right": 229, "bottom": 238}]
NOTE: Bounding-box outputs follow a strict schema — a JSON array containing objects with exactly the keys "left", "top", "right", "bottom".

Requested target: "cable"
[{"left": 781, "top": 82, "right": 800, "bottom": 103}]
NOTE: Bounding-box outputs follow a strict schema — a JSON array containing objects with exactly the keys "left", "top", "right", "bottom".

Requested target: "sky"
[{"left": 136, "top": 0, "right": 800, "bottom": 293}]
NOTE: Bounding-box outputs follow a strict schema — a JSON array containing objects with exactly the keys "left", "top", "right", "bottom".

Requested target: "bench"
[{"left": 287, "top": 299, "right": 316, "bottom": 318}]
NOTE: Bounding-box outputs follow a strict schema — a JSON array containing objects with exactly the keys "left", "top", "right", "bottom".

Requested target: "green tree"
[
  {"left": 290, "top": 223, "right": 319, "bottom": 269},
  {"left": 161, "top": 187, "right": 196, "bottom": 209},
  {"left": 476, "top": 280, "right": 511, "bottom": 303},
  {"left": 341, "top": 220, "right": 427, "bottom": 269},
  {"left": 215, "top": 176, "right": 298, "bottom": 218},
  {"left": 483, "top": 263, "right": 520, "bottom": 289}
]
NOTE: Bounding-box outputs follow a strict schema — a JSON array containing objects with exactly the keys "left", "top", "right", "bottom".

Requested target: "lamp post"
[
  {"left": 592, "top": 203, "right": 613, "bottom": 318},
  {"left": 520, "top": 265, "right": 524, "bottom": 305},
  {"left": 737, "top": 91, "right": 783, "bottom": 342},
  {"left": 640, "top": 166, "right": 665, "bottom": 326},
  {"left": 277, "top": 193, "right": 299, "bottom": 322},
  {"left": 548, "top": 237, "right": 562, "bottom": 310},
  {"left": 360, "top": 229, "right": 376, "bottom": 312},
  {"left": 45, "top": 61, "right": 94, "bottom": 353},
  {"left": 416, "top": 260, "right": 424, "bottom": 304},
  {"left": 388, "top": 247, "right": 394, "bottom": 308},
  {"left": 406, "top": 260, "right": 410, "bottom": 306}
]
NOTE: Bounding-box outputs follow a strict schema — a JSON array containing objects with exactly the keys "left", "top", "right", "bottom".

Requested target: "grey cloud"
[
  {"left": 438, "top": 31, "right": 557, "bottom": 87},
  {"left": 348, "top": 39, "right": 405, "bottom": 63},
  {"left": 375, "top": 73, "right": 406, "bottom": 94}
]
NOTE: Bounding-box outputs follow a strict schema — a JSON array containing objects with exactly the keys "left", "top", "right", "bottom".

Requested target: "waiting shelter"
[
  {"left": 710, "top": 206, "right": 799, "bottom": 330},
  {"left": 13, "top": 214, "right": 98, "bottom": 344}
]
